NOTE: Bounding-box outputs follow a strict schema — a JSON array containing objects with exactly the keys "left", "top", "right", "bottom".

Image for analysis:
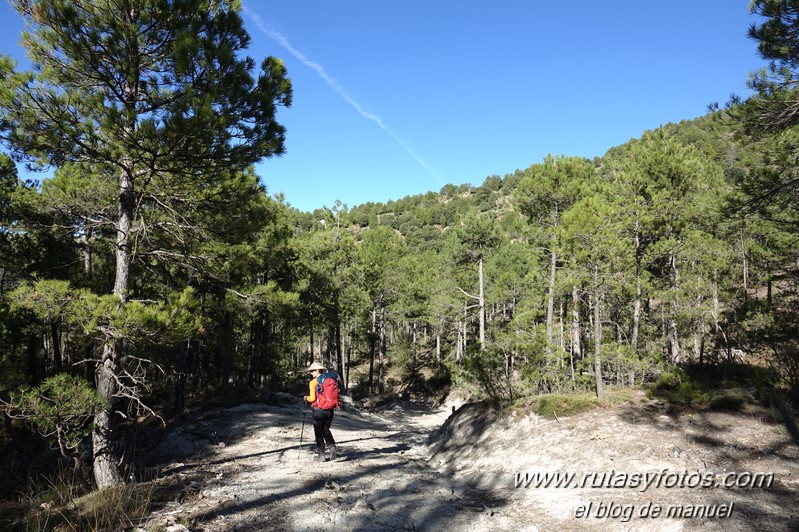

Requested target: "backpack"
[{"left": 315, "top": 372, "right": 342, "bottom": 410}]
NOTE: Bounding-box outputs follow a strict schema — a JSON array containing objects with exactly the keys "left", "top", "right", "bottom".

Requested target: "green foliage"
[
  {"left": 0, "top": 0, "right": 292, "bottom": 171},
  {"left": 739, "top": 1, "right": 799, "bottom": 135},
  {"left": 646, "top": 365, "right": 764, "bottom": 410},
  {"left": 10, "top": 280, "right": 201, "bottom": 344},
  {"left": 447, "top": 346, "right": 511, "bottom": 404},
  {"left": 453, "top": 212, "right": 500, "bottom": 261},
  {"left": 731, "top": 128, "right": 799, "bottom": 223},
  {"left": 40, "top": 163, "right": 117, "bottom": 233},
  {"left": 486, "top": 241, "right": 538, "bottom": 313},
  {"left": 648, "top": 368, "right": 710, "bottom": 407},
  {"left": 529, "top": 393, "right": 601, "bottom": 419},
  {"left": 0, "top": 151, "right": 17, "bottom": 225},
  {"left": 359, "top": 225, "right": 405, "bottom": 291},
  {"left": 6, "top": 374, "right": 106, "bottom": 456},
  {"left": 97, "top": 288, "right": 202, "bottom": 344},
  {"left": 514, "top": 155, "right": 596, "bottom": 224},
  {"left": 7, "top": 279, "right": 74, "bottom": 323},
  {"left": 1, "top": 1, "right": 798, "bottom": 503},
  {"left": 518, "top": 345, "right": 577, "bottom": 395},
  {"left": 708, "top": 388, "right": 756, "bottom": 412},
  {"left": 601, "top": 342, "right": 661, "bottom": 386},
  {"left": 766, "top": 340, "right": 799, "bottom": 395}
]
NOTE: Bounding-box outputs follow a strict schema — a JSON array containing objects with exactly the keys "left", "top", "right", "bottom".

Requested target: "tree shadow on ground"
[
  {"left": 147, "top": 397, "right": 511, "bottom": 531},
  {"left": 187, "top": 456, "right": 509, "bottom": 531},
  {"left": 613, "top": 397, "right": 799, "bottom": 531},
  {"left": 143, "top": 397, "right": 403, "bottom": 467}
]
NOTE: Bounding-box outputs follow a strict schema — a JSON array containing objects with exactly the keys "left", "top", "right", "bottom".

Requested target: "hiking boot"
[
  {"left": 315, "top": 448, "right": 326, "bottom": 462},
  {"left": 328, "top": 445, "right": 337, "bottom": 460}
]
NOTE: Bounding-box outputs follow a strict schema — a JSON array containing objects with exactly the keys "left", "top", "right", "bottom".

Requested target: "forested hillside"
[{"left": 1, "top": 0, "right": 799, "bottom": 529}]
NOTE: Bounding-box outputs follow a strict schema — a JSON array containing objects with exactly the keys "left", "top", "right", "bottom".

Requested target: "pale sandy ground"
[{"left": 138, "top": 392, "right": 799, "bottom": 531}]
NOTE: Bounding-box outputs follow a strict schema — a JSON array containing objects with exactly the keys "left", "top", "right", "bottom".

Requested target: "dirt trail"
[
  {"left": 142, "top": 396, "right": 504, "bottom": 531},
  {"left": 139, "top": 393, "right": 799, "bottom": 532}
]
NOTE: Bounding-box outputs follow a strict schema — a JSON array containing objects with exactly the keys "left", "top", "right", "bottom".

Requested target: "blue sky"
[{"left": 0, "top": 1, "right": 762, "bottom": 213}]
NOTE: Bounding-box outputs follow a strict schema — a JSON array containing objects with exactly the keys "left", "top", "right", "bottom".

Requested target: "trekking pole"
[{"left": 299, "top": 407, "right": 307, "bottom": 459}]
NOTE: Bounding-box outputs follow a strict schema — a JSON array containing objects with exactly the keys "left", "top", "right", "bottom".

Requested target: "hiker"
[{"left": 305, "top": 362, "right": 337, "bottom": 461}]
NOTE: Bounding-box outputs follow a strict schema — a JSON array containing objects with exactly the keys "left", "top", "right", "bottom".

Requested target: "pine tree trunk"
[
  {"left": 767, "top": 274, "right": 772, "bottom": 307},
  {"left": 669, "top": 308, "right": 681, "bottom": 364},
  {"left": 51, "top": 322, "right": 62, "bottom": 371},
  {"left": 462, "top": 301, "right": 468, "bottom": 355},
  {"left": 324, "top": 326, "right": 333, "bottom": 367},
  {"left": 247, "top": 321, "right": 255, "bottom": 388},
  {"left": 345, "top": 329, "right": 351, "bottom": 389},
  {"left": 334, "top": 295, "right": 343, "bottom": 376},
  {"left": 412, "top": 321, "right": 417, "bottom": 362},
  {"left": 740, "top": 227, "right": 748, "bottom": 297},
  {"left": 306, "top": 307, "right": 314, "bottom": 365},
  {"left": 546, "top": 247, "right": 556, "bottom": 355},
  {"left": 222, "top": 310, "right": 233, "bottom": 386},
  {"left": 368, "top": 303, "right": 376, "bottom": 396},
  {"left": 631, "top": 221, "right": 642, "bottom": 351},
  {"left": 570, "top": 284, "right": 580, "bottom": 386},
  {"left": 93, "top": 166, "right": 134, "bottom": 489},
  {"left": 693, "top": 294, "right": 704, "bottom": 362},
  {"left": 175, "top": 340, "right": 188, "bottom": 414},
  {"left": 26, "top": 332, "right": 40, "bottom": 385},
  {"left": 632, "top": 277, "right": 642, "bottom": 350},
  {"left": 456, "top": 327, "right": 462, "bottom": 363},
  {"left": 93, "top": 343, "right": 123, "bottom": 488},
  {"left": 478, "top": 256, "right": 485, "bottom": 349},
  {"left": 557, "top": 298, "right": 564, "bottom": 359},
  {"left": 669, "top": 253, "right": 681, "bottom": 364},
  {"left": 81, "top": 227, "right": 93, "bottom": 283},
  {"left": 379, "top": 298, "right": 386, "bottom": 394},
  {"left": 593, "top": 260, "right": 605, "bottom": 400}
]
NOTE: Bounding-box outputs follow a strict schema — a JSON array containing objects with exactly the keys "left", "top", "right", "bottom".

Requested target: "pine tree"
[
  {"left": 0, "top": 0, "right": 291, "bottom": 488},
  {"left": 514, "top": 156, "right": 595, "bottom": 356}
]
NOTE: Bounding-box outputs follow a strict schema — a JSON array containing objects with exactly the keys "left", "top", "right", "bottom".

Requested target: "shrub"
[
  {"left": 451, "top": 345, "right": 512, "bottom": 405},
  {"left": 531, "top": 393, "right": 600, "bottom": 419},
  {"left": 648, "top": 368, "right": 710, "bottom": 407},
  {"left": 708, "top": 387, "right": 756, "bottom": 411}
]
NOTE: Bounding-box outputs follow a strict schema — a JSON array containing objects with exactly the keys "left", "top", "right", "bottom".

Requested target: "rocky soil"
[{"left": 137, "top": 391, "right": 799, "bottom": 531}]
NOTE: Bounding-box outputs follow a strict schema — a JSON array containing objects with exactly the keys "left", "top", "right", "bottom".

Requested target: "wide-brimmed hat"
[{"left": 306, "top": 362, "right": 326, "bottom": 372}]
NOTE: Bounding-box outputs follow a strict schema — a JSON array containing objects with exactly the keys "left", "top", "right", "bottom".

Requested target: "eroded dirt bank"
[{"left": 139, "top": 393, "right": 799, "bottom": 531}]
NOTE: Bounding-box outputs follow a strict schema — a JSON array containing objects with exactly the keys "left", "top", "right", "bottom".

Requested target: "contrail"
[{"left": 242, "top": 5, "right": 441, "bottom": 184}]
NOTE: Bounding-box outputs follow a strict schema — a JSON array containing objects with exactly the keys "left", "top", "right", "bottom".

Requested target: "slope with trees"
[{"left": 1, "top": 3, "right": 799, "bottom": 528}]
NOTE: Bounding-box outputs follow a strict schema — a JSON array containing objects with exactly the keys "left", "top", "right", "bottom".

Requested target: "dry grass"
[{"left": 0, "top": 473, "right": 156, "bottom": 532}]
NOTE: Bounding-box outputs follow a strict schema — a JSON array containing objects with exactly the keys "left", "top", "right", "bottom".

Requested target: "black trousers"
[{"left": 312, "top": 407, "right": 335, "bottom": 449}]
